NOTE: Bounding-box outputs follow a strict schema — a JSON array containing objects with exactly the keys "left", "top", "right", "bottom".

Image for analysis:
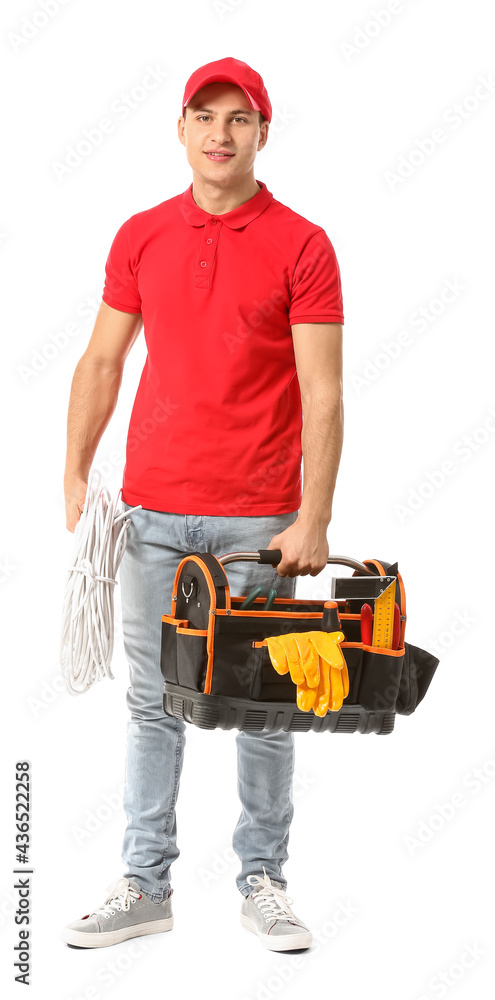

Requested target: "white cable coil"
[{"left": 60, "top": 470, "right": 142, "bottom": 694}]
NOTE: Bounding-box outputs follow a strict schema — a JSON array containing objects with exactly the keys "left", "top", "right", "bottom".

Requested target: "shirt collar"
[{"left": 180, "top": 179, "right": 273, "bottom": 229}]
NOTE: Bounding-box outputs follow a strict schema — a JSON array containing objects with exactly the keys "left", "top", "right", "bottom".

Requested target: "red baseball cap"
[{"left": 182, "top": 56, "right": 272, "bottom": 123}]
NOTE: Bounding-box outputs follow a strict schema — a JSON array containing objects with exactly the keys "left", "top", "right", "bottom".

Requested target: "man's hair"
[{"left": 183, "top": 106, "right": 265, "bottom": 126}]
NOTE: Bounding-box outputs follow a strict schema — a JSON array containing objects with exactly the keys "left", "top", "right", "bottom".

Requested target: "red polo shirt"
[{"left": 102, "top": 179, "right": 344, "bottom": 515}]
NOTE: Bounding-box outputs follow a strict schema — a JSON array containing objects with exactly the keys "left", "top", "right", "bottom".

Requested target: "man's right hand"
[{"left": 64, "top": 476, "right": 88, "bottom": 533}]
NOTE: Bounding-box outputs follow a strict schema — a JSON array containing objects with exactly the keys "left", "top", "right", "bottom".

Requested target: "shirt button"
[
  {"left": 206, "top": 238, "right": 213, "bottom": 244},
  {"left": 210, "top": 219, "right": 217, "bottom": 225},
  {"left": 200, "top": 260, "right": 207, "bottom": 267}
]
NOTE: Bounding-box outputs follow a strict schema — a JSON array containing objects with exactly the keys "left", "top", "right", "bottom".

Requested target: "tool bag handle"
[{"left": 222, "top": 550, "right": 377, "bottom": 576}]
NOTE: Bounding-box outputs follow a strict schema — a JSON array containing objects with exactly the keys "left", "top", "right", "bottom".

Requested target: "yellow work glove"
[
  {"left": 265, "top": 630, "right": 348, "bottom": 716},
  {"left": 294, "top": 631, "right": 348, "bottom": 713}
]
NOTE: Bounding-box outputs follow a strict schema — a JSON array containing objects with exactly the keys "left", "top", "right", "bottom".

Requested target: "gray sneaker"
[
  {"left": 240, "top": 867, "right": 312, "bottom": 951},
  {"left": 62, "top": 877, "right": 173, "bottom": 948}
]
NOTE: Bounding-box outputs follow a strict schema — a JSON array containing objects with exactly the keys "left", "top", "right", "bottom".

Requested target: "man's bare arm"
[
  {"left": 64, "top": 301, "right": 143, "bottom": 532},
  {"left": 291, "top": 323, "right": 344, "bottom": 528}
]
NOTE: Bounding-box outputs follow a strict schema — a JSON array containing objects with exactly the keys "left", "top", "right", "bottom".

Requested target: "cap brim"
[{"left": 183, "top": 75, "right": 261, "bottom": 113}]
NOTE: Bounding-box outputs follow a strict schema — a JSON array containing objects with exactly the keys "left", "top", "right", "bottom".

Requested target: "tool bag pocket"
[
  {"left": 340, "top": 640, "right": 439, "bottom": 714},
  {"left": 248, "top": 643, "right": 297, "bottom": 702},
  {"left": 176, "top": 627, "right": 208, "bottom": 692},
  {"left": 341, "top": 643, "right": 405, "bottom": 711},
  {"left": 210, "top": 614, "right": 323, "bottom": 701},
  {"left": 161, "top": 617, "right": 209, "bottom": 693},
  {"left": 208, "top": 616, "right": 289, "bottom": 700},
  {"left": 161, "top": 617, "right": 179, "bottom": 686},
  {"left": 395, "top": 641, "right": 439, "bottom": 715}
]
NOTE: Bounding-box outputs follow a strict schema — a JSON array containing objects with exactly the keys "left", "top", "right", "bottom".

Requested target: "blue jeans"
[{"left": 119, "top": 502, "right": 299, "bottom": 902}]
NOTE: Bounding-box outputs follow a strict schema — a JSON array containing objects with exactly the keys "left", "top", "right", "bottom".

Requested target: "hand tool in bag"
[
  {"left": 360, "top": 603, "right": 373, "bottom": 645},
  {"left": 392, "top": 602, "right": 401, "bottom": 650},
  {"left": 360, "top": 598, "right": 401, "bottom": 649},
  {"left": 240, "top": 586, "right": 277, "bottom": 611}
]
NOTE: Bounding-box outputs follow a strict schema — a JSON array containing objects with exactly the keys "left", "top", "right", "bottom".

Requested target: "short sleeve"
[
  {"left": 101, "top": 218, "right": 142, "bottom": 314},
  {"left": 289, "top": 230, "right": 344, "bottom": 325}
]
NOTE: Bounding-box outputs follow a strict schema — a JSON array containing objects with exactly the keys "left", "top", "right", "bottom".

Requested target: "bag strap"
[{"left": 179, "top": 552, "right": 230, "bottom": 611}]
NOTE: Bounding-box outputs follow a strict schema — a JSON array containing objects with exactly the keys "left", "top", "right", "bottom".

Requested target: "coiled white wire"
[{"left": 60, "top": 469, "right": 142, "bottom": 695}]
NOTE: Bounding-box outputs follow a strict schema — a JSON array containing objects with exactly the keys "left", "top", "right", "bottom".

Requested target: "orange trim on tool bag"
[
  {"left": 206, "top": 554, "right": 235, "bottom": 694},
  {"left": 205, "top": 625, "right": 215, "bottom": 693},
  {"left": 363, "top": 559, "right": 399, "bottom": 606},
  {"left": 340, "top": 641, "right": 404, "bottom": 655},
  {"left": 243, "top": 597, "right": 331, "bottom": 605},
  {"left": 171, "top": 555, "right": 231, "bottom": 610},
  {"left": 215, "top": 609, "right": 324, "bottom": 619},
  {"left": 247, "top": 604, "right": 341, "bottom": 647},
  {"left": 171, "top": 555, "right": 224, "bottom": 615},
  {"left": 253, "top": 639, "right": 404, "bottom": 654},
  {"left": 170, "top": 554, "right": 227, "bottom": 696},
  {"left": 363, "top": 558, "right": 386, "bottom": 577},
  {"left": 161, "top": 614, "right": 189, "bottom": 627},
  {"left": 231, "top": 596, "right": 337, "bottom": 607},
  {"left": 176, "top": 626, "right": 208, "bottom": 636},
  {"left": 363, "top": 558, "right": 398, "bottom": 598},
  {"left": 253, "top": 635, "right": 346, "bottom": 649},
  {"left": 397, "top": 571, "right": 407, "bottom": 646}
]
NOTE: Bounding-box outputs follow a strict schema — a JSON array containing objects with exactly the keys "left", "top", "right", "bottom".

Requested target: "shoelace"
[
  {"left": 91, "top": 877, "right": 141, "bottom": 918},
  {"left": 246, "top": 866, "right": 297, "bottom": 923}
]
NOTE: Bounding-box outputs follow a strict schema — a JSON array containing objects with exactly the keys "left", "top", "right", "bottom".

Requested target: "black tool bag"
[{"left": 160, "top": 550, "right": 439, "bottom": 734}]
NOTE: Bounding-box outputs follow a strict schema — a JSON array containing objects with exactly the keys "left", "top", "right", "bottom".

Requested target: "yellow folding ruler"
[{"left": 372, "top": 579, "right": 396, "bottom": 648}]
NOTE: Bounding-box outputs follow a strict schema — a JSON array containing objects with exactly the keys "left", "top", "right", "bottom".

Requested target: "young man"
[{"left": 62, "top": 56, "right": 344, "bottom": 952}]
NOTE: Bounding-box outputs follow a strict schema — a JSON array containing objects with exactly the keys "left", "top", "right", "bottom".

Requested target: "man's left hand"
[{"left": 266, "top": 516, "right": 329, "bottom": 578}]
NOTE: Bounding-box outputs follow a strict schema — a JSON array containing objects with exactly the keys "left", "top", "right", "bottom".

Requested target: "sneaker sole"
[
  {"left": 62, "top": 916, "right": 173, "bottom": 948},
  {"left": 240, "top": 914, "right": 312, "bottom": 950}
]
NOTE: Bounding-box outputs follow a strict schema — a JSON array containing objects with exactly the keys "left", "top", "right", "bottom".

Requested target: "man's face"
[{"left": 178, "top": 82, "right": 268, "bottom": 186}]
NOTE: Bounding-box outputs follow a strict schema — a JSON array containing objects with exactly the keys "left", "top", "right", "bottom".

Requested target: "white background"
[{"left": 1, "top": 0, "right": 494, "bottom": 997}]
